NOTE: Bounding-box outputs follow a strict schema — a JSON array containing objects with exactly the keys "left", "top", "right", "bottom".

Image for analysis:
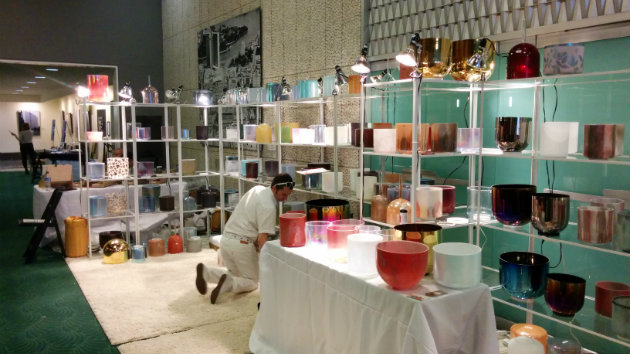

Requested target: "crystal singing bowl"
[
  {"left": 393, "top": 223, "right": 442, "bottom": 274},
  {"left": 495, "top": 117, "right": 532, "bottom": 152},
  {"left": 432, "top": 242, "right": 482, "bottom": 289},
  {"left": 102, "top": 238, "right": 130, "bottom": 264},
  {"left": 279, "top": 212, "right": 306, "bottom": 247},
  {"left": 500, "top": 251, "right": 549, "bottom": 300},
  {"left": 451, "top": 38, "right": 496, "bottom": 82},
  {"left": 419, "top": 37, "right": 453, "bottom": 78},
  {"left": 492, "top": 184, "right": 537, "bottom": 226},
  {"left": 305, "top": 199, "right": 350, "bottom": 221},
  {"left": 544, "top": 273, "right": 586, "bottom": 316},
  {"left": 377, "top": 240, "right": 429, "bottom": 290},
  {"left": 531, "top": 193, "right": 570, "bottom": 236}
]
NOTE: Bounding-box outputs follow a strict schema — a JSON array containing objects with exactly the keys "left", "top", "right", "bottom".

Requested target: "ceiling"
[{"left": 0, "top": 60, "right": 117, "bottom": 103}]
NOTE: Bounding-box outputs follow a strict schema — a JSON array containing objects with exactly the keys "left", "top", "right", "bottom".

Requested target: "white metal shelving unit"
[
  {"left": 358, "top": 69, "right": 630, "bottom": 351},
  {"left": 77, "top": 101, "right": 236, "bottom": 256}
]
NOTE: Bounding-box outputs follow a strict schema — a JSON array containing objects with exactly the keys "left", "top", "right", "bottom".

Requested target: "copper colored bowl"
[
  {"left": 531, "top": 193, "right": 570, "bottom": 236},
  {"left": 544, "top": 273, "right": 586, "bottom": 316}
]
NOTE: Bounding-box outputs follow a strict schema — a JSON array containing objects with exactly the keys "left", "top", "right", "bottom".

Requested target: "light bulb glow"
[{"left": 77, "top": 85, "right": 90, "bottom": 98}]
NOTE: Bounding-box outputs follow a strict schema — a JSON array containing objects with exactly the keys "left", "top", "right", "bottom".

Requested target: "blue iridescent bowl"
[{"left": 500, "top": 251, "right": 549, "bottom": 300}]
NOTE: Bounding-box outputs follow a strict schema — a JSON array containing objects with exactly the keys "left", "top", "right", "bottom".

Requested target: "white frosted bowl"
[
  {"left": 432, "top": 242, "right": 482, "bottom": 289},
  {"left": 347, "top": 233, "right": 383, "bottom": 276}
]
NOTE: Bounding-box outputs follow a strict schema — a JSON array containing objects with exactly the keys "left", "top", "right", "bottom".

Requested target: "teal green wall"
[{"left": 364, "top": 36, "right": 630, "bottom": 353}]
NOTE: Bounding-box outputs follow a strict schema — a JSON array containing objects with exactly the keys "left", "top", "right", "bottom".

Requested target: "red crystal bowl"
[{"left": 376, "top": 240, "right": 429, "bottom": 290}]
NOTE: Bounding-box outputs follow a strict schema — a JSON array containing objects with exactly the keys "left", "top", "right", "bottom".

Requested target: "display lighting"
[
  {"left": 369, "top": 69, "right": 395, "bottom": 83},
  {"left": 332, "top": 65, "right": 348, "bottom": 95},
  {"left": 194, "top": 90, "right": 212, "bottom": 105},
  {"left": 76, "top": 85, "right": 90, "bottom": 98},
  {"left": 118, "top": 82, "right": 136, "bottom": 103},
  {"left": 396, "top": 33, "right": 421, "bottom": 67},
  {"left": 351, "top": 44, "right": 371, "bottom": 74}
]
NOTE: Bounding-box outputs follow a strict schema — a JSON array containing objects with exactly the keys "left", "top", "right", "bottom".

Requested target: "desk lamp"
[
  {"left": 332, "top": 65, "right": 348, "bottom": 95},
  {"left": 396, "top": 33, "right": 422, "bottom": 78}
]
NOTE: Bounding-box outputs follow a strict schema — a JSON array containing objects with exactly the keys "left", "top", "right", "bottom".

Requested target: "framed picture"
[
  {"left": 68, "top": 113, "right": 74, "bottom": 136},
  {"left": 97, "top": 109, "right": 106, "bottom": 133},
  {"left": 198, "top": 7, "right": 261, "bottom": 124},
  {"left": 17, "top": 110, "right": 41, "bottom": 136},
  {"left": 198, "top": 7, "right": 261, "bottom": 150}
]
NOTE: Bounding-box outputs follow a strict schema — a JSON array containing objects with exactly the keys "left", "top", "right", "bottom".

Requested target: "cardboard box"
[{"left": 43, "top": 164, "right": 73, "bottom": 188}]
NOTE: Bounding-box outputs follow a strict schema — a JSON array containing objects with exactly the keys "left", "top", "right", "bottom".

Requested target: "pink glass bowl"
[{"left": 326, "top": 224, "right": 357, "bottom": 250}]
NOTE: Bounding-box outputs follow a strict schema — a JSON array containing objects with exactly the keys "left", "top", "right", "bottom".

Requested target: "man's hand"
[{"left": 256, "top": 233, "right": 268, "bottom": 253}]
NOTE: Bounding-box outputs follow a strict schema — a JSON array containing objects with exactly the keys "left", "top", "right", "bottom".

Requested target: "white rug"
[
  {"left": 66, "top": 248, "right": 259, "bottom": 352},
  {"left": 117, "top": 315, "right": 256, "bottom": 354}
]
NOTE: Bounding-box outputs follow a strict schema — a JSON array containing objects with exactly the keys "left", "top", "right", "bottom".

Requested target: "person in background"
[
  {"left": 11, "top": 123, "right": 36, "bottom": 175},
  {"left": 195, "top": 173, "right": 294, "bottom": 304}
]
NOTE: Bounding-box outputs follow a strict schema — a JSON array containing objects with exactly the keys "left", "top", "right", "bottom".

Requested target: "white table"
[
  {"left": 250, "top": 241, "right": 500, "bottom": 354},
  {"left": 33, "top": 183, "right": 185, "bottom": 246}
]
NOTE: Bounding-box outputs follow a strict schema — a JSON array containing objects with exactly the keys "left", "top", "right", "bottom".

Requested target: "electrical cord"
[
  {"left": 542, "top": 79, "right": 559, "bottom": 192},
  {"left": 540, "top": 240, "right": 563, "bottom": 268},
  {"left": 441, "top": 96, "right": 470, "bottom": 184}
]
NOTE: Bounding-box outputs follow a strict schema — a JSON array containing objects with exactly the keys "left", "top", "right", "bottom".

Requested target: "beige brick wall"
[{"left": 162, "top": 0, "right": 363, "bottom": 215}]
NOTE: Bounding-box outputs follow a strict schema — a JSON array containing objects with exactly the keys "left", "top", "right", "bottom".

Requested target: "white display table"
[
  {"left": 32, "top": 183, "right": 185, "bottom": 246},
  {"left": 250, "top": 240, "right": 500, "bottom": 354}
]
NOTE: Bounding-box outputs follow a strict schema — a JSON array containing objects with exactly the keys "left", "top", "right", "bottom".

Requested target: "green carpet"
[{"left": 0, "top": 172, "right": 118, "bottom": 354}]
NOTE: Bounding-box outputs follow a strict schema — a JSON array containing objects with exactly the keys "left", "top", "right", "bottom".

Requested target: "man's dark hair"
[{"left": 271, "top": 173, "right": 294, "bottom": 189}]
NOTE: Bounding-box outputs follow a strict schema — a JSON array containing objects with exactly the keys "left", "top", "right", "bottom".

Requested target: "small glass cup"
[
  {"left": 377, "top": 228, "right": 397, "bottom": 241},
  {"left": 132, "top": 245, "right": 146, "bottom": 263},
  {"left": 357, "top": 224, "right": 381, "bottom": 234},
  {"left": 612, "top": 296, "right": 630, "bottom": 340}
]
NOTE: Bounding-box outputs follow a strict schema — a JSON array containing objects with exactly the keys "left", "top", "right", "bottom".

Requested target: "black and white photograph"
[{"left": 197, "top": 8, "right": 262, "bottom": 102}]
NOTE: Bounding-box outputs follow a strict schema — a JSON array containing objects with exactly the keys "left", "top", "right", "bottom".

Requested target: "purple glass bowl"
[{"left": 492, "top": 184, "right": 537, "bottom": 226}]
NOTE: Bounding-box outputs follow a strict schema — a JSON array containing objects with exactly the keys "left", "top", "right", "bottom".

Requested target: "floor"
[
  {"left": 0, "top": 158, "right": 24, "bottom": 171},
  {"left": 0, "top": 171, "right": 118, "bottom": 353}
]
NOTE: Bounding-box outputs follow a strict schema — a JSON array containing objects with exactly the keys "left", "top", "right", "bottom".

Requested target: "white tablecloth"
[
  {"left": 32, "top": 183, "right": 185, "bottom": 246},
  {"left": 250, "top": 241, "right": 499, "bottom": 354}
]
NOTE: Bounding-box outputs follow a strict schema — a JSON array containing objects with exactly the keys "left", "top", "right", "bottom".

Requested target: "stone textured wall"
[
  {"left": 162, "top": 0, "right": 364, "bottom": 215},
  {"left": 162, "top": 0, "right": 361, "bottom": 100}
]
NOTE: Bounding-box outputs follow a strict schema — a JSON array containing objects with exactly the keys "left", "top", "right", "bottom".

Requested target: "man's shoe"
[
  {"left": 195, "top": 263, "right": 207, "bottom": 295},
  {"left": 211, "top": 274, "right": 227, "bottom": 304}
]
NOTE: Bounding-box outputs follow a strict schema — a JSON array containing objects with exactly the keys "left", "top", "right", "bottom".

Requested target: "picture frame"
[{"left": 17, "top": 110, "right": 41, "bottom": 136}]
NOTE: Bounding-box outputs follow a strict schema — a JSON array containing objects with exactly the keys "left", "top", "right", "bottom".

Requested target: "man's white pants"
[{"left": 203, "top": 236, "right": 259, "bottom": 293}]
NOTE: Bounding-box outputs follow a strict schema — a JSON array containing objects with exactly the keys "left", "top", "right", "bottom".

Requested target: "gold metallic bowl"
[
  {"left": 102, "top": 238, "right": 130, "bottom": 264},
  {"left": 450, "top": 38, "right": 496, "bottom": 82},
  {"left": 419, "top": 38, "right": 453, "bottom": 78}
]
